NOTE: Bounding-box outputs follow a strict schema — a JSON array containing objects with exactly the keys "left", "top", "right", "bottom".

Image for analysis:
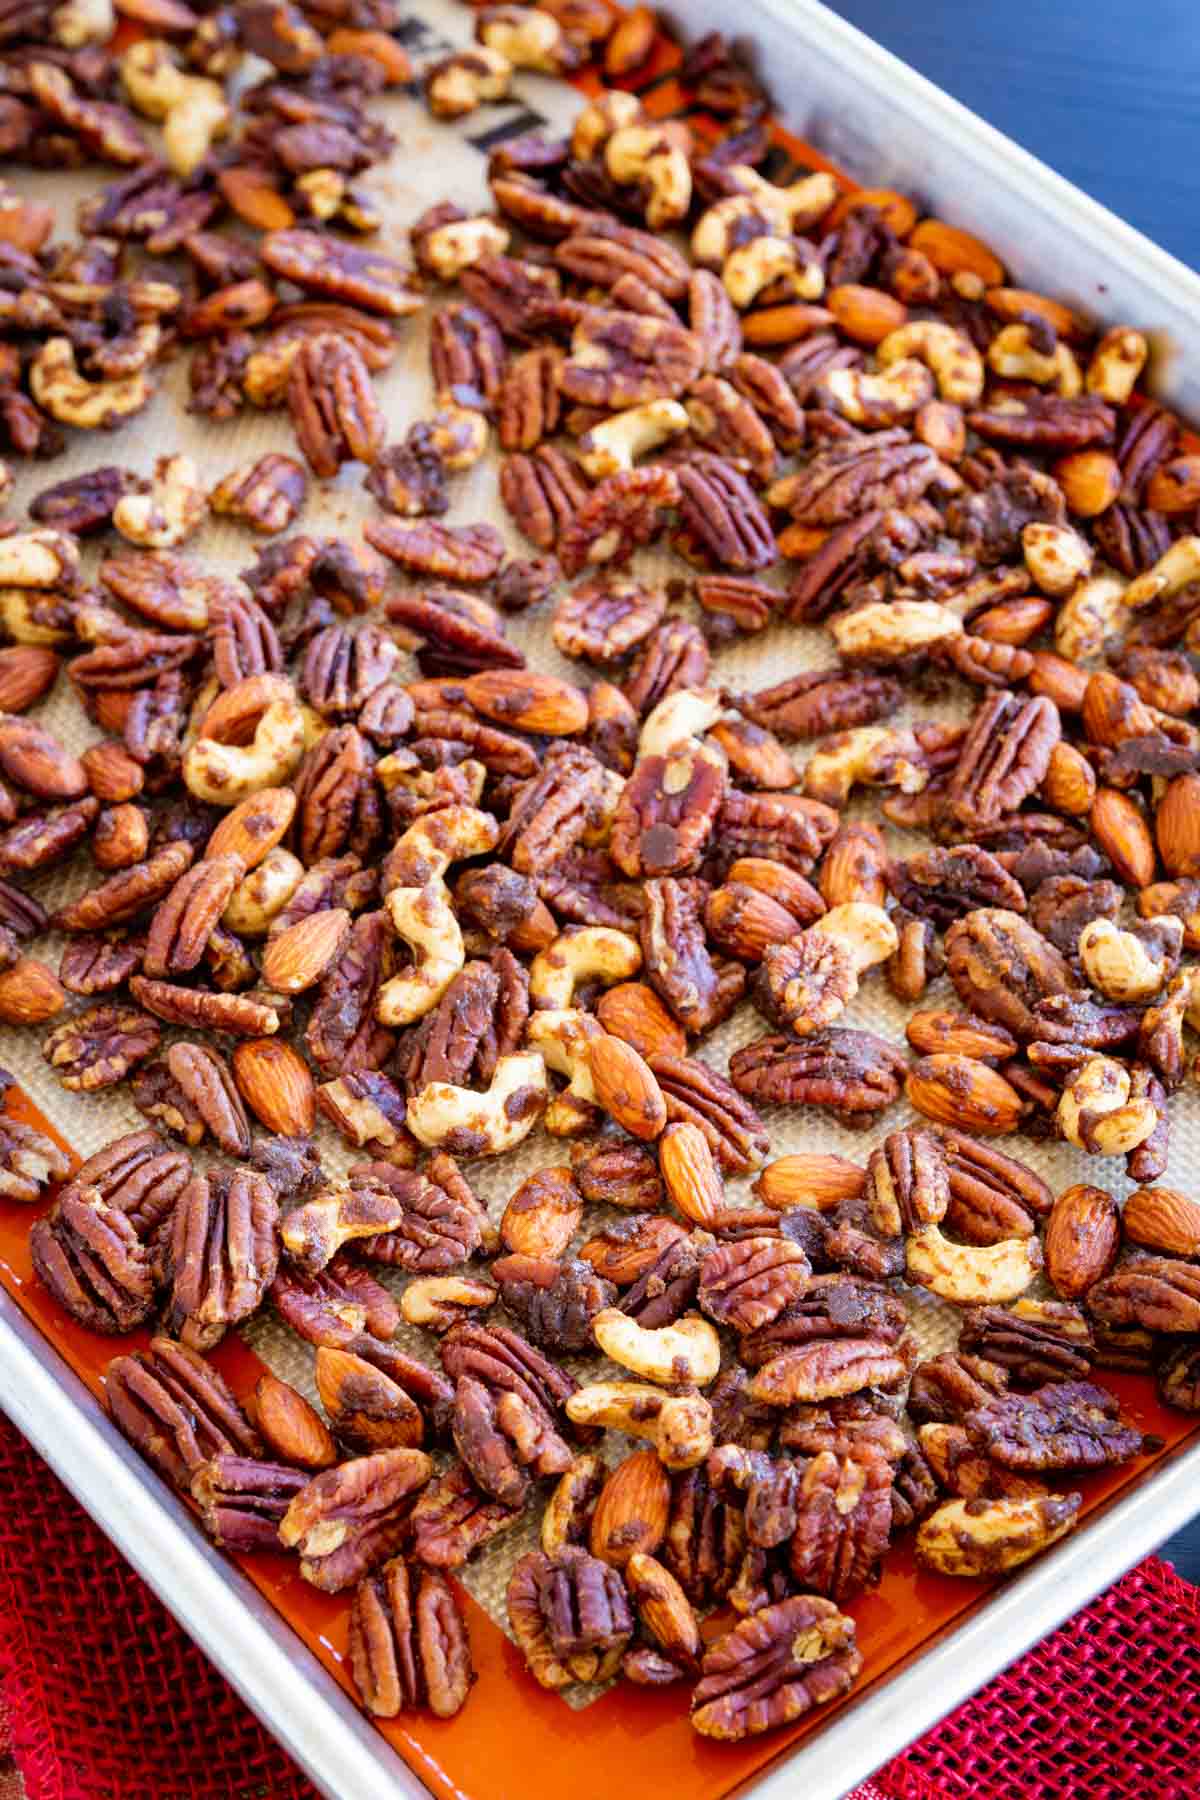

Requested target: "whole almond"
[
  {"left": 500, "top": 1165, "right": 583, "bottom": 1260},
  {"left": 818, "top": 820, "right": 889, "bottom": 908},
  {"left": 588, "top": 1034, "right": 667, "bottom": 1142},
  {"left": 906, "top": 1054, "right": 1024, "bottom": 1135},
  {"left": 1043, "top": 1182, "right": 1120, "bottom": 1300},
  {"left": 0, "top": 645, "right": 59, "bottom": 712},
  {"left": 1091, "top": 787, "right": 1156, "bottom": 887},
  {"left": 705, "top": 883, "right": 807, "bottom": 960},
  {"left": 0, "top": 956, "right": 64, "bottom": 1024},
  {"left": 205, "top": 786, "right": 297, "bottom": 870},
  {"left": 1081, "top": 671, "right": 1156, "bottom": 748},
  {"left": 721, "top": 861, "right": 824, "bottom": 932},
  {"left": 1040, "top": 740, "right": 1096, "bottom": 816},
  {"left": 1028, "top": 650, "right": 1089, "bottom": 712},
  {"left": 261, "top": 907, "right": 351, "bottom": 994},
  {"left": 910, "top": 218, "right": 1004, "bottom": 286},
  {"left": 826, "top": 283, "right": 907, "bottom": 345},
  {"left": 0, "top": 718, "right": 86, "bottom": 800},
  {"left": 905, "top": 1010, "right": 1018, "bottom": 1062},
  {"left": 596, "top": 981, "right": 687, "bottom": 1059},
  {"left": 625, "top": 1551, "right": 701, "bottom": 1664},
  {"left": 217, "top": 165, "right": 295, "bottom": 231},
  {"left": 1155, "top": 772, "right": 1200, "bottom": 879},
  {"left": 984, "top": 285, "right": 1089, "bottom": 340},
  {"left": 81, "top": 739, "right": 144, "bottom": 802},
  {"left": 589, "top": 1448, "right": 670, "bottom": 1568},
  {"left": 604, "top": 2, "right": 655, "bottom": 74},
  {"left": 970, "top": 597, "right": 1053, "bottom": 646},
  {"left": 1053, "top": 449, "right": 1123, "bottom": 517},
  {"left": 659, "top": 1119, "right": 722, "bottom": 1225},
  {"left": 752, "top": 1152, "right": 866, "bottom": 1213},
  {"left": 1146, "top": 452, "right": 1200, "bottom": 514},
  {"left": 232, "top": 1036, "right": 316, "bottom": 1135},
  {"left": 1123, "top": 1185, "right": 1200, "bottom": 1258},
  {"left": 254, "top": 1370, "right": 337, "bottom": 1470},
  {"left": 462, "top": 669, "right": 588, "bottom": 736}
]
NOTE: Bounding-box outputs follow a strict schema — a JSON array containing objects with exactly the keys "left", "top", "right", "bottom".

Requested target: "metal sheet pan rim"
[{"left": 2, "top": 1, "right": 1200, "bottom": 1795}]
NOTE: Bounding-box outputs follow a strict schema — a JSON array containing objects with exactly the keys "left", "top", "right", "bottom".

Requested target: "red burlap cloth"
[{"left": 0, "top": 1411, "right": 1195, "bottom": 1800}]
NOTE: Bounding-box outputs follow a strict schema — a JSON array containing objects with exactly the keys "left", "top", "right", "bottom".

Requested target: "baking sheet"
[{"left": 0, "top": 1, "right": 1198, "bottom": 1796}]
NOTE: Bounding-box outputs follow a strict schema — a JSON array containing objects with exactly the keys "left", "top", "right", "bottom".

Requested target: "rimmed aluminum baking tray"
[{"left": 3, "top": 0, "right": 1200, "bottom": 1795}]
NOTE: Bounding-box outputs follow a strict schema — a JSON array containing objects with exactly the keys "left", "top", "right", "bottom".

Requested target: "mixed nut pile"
[{"left": 0, "top": 0, "right": 1199, "bottom": 1754}]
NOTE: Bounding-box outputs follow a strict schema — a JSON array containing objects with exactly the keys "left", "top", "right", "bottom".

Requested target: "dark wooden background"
[
  {"left": 823, "top": 0, "right": 1198, "bottom": 274},
  {"left": 821, "top": 0, "right": 1200, "bottom": 1581}
]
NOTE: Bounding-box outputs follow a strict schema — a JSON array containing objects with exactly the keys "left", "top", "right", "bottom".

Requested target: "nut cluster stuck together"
[{"left": 0, "top": 0, "right": 1195, "bottom": 1753}]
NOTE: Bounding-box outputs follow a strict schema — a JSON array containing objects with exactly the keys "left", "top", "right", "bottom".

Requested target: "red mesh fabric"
[
  {"left": 0, "top": 1412, "right": 318, "bottom": 1800},
  {"left": 0, "top": 1405, "right": 1194, "bottom": 1800}
]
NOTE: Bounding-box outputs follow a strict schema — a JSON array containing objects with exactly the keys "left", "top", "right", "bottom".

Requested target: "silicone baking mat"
[{"left": 0, "top": 5, "right": 1197, "bottom": 1797}]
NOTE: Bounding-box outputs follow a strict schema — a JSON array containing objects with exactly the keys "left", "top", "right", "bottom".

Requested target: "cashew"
[
  {"left": 182, "top": 678, "right": 306, "bottom": 806},
  {"left": 905, "top": 1222, "right": 1043, "bottom": 1305},
  {"left": 565, "top": 1381, "right": 714, "bottom": 1470},
  {"left": 529, "top": 926, "right": 642, "bottom": 1009},
  {"left": 112, "top": 455, "right": 207, "bottom": 549},
  {"left": 318, "top": 1076, "right": 407, "bottom": 1150},
  {"left": 29, "top": 337, "right": 151, "bottom": 428},
  {"left": 120, "top": 39, "right": 188, "bottom": 116},
  {"left": 53, "top": 0, "right": 114, "bottom": 47},
  {"left": 605, "top": 126, "right": 692, "bottom": 230},
  {"left": 1057, "top": 1055, "right": 1158, "bottom": 1155},
  {"left": 802, "top": 725, "right": 928, "bottom": 807},
  {"left": 570, "top": 89, "right": 642, "bottom": 161},
  {"left": 823, "top": 359, "right": 934, "bottom": 425},
  {"left": 162, "top": 77, "right": 229, "bottom": 177},
  {"left": 478, "top": 6, "right": 567, "bottom": 70},
  {"left": 916, "top": 1495, "right": 1080, "bottom": 1577},
  {"left": 1022, "top": 522, "right": 1093, "bottom": 597},
  {"left": 723, "top": 166, "right": 838, "bottom": 231},
  {"left": 1078, "top": 916, "right": 1182, "bottom": 1003},
  {"left": 525, "top": 1007, "right": 604, "bottom": 1135},
  {"left": 294, "top": 170, "right": 347, "bottom": 223},
  {"left": 420, "top": 216, "right": 510, "bottom": 281},
  {"left": 986, "top": 323, "right": 1082, "bottom": 396},
  {"left": 222, "top": 847, "right": 304, "bottom": 936},
  {"left": 1054, "top": 571, "right": 1127, "bottom": 660},
  {"left": 830, "top": 600, "right": 963, "bottom": 662},
  {"left": 811, "top": 902, "right": 899, "bottom": 973},
  {"left": 427, "top": 47, "right": 512, "bottom": 118},
  {"left": 400, "top": 1275, "right": 497, "bottom": 1331},
  {"left": 638, "top": 688, "right": 723, "bottom": 759},
  {"left": 0, "top": 591, "right": 73, "bottom": 644},
  {"left": 376, "top": 883, "right": 464, "bottom": 1026},
  {"left": 592, "top": 1309, "right": 721, "bottom": 1386},
  {"left": 0, "top": 529, "right": 79, "bottom": 589},
  {"left": 578, "top": 399, "right": 688, "bottom": 480},
  {"left": 722, "top": 237, "right": 825, "bottom": 310},
  {"left": 422, "top": 396, "right": 489, "bottom": 470},
  {"left": 877, "top": 320, "right": 984, "bottom": 405},
  {"left": 405, "top": 1050, "right": 547, "bottom": 1154},
  {"left": 1086, "top": 327, "right": 1148, "bottom": 404},
  {"left": 120, "top": 41, "right": 228, "bottom": 177},
  {"left": 384, "top": 804, "right": 499, "bottom": 891},
  {"left": 1123, "top": 536, "right": 1200, "bottom": 612},
  {"left": 692, "top": 194, "right": 776, "bottom": 265}
]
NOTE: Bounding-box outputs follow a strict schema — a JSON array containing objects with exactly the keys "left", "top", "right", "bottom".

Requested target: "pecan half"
[
  {"left": 691, "top": 1593, "right": 861, "bottom": 1741},
  {"left": 42, "top": 1003, "right": 160, "bottom": 1090},
  {"left": 106, "top": 1336, "right": 262, "bottom": 1489},
  {"left": 30, "top": 1188, "right": 156, "bottom": 1333},
  {"left": 279, "top": 1447, "right": 433, "bottom": 1592},
  {"left": 167, "top": 1170, "right": 279, "bottom": 1351},
  {"left": 729, "top": 1031, "right": 908, "bottom": 1123},
  {"left": 965, "top": 1379, "right": 1143, "bottom": 1470},
  {"left": 349, "top": 1560, "right": 474, "bottom": 1719},
  {"left": 191, "top": 1455, "right": 309, "bottom": 1552}
]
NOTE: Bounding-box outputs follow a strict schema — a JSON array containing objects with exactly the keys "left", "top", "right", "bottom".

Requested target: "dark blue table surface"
[
  {"left": 823, "top": 0, "right": 1199, "bottom": 275},
  {"left": 822, "top": 0, "right": 1200, "bottom": 1586}
]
